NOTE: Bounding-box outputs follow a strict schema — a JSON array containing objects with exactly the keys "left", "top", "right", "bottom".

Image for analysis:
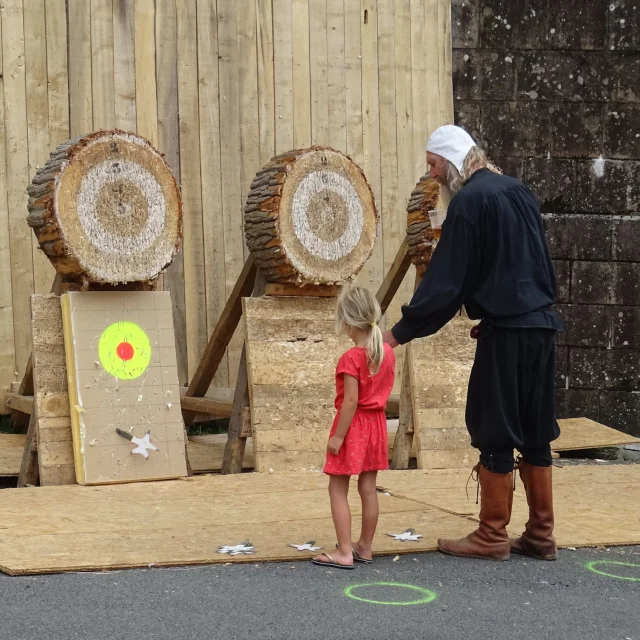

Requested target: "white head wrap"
[{"left": 426, "top": 125, "right": 477, "bottom": 173}]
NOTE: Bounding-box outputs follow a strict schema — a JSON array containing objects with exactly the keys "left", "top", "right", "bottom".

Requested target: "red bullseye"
[{"left": 116, "top": 341, "right": 135, "bottom": 361}]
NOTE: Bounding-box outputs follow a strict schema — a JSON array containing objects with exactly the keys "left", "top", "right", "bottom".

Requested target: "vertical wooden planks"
[
  {"left": 156, "top": 0, "right": 188, "bottom": 385},
  {"left": 134, "top": 0, "right": 158, "bottom": 145},
  {"left": 2, "top": 0, "right": 34, "bottom": 380},
  {"left": 392, "top": 0, "right": 414, "bottom": 315},
  {"left": 91, "top": 0, "right": 115, "bottom": 130},
  {"left": 273, "top": 0, "right": 294, "bottom": 153},
  {"left": 0, "top": 18, "right": 16, "bottom": 405},
  {"left": 218, "top": 0, "right": 245, "bottom": 383},
  {"left": 0, "top": 0, "right": 456, "bottom": 412},
  {"left": 24, "top": 0, "right": 54, "bottom": 293},
  {"left": 68, "top": 0, "right": 92, "bottom": 135},
  {"left": 376, "top": 0, "right": 398, "bottom": 279},
  {"left": 256, "top": 0, "right": 275, "bottom": 164},
  {"left": 238, "top": 0, "right": 260, "bottom": 249},
  {"left": 197, "top": 0, "right": 227, "bottom": 386},
  {"left": 45, "top": 0, "right": 70, "bottom": 147},
  {"left": 326, "top": 0, "right": 346, "bottom": 152},
  {"left": 359, "top": 0, "right": 383, "bottom": 290},
  {"left": 344, "top": 0, "right": 363, "bottom": 165},
  {"left": 437, "top": 0, "right": 454, "bottom": 125},
  {"left": 113, "top": 0, "right": 137, "bottom": 131},
  {"left": 410, "top": 0, "right": 428, "bottom": 179},
  {"left": 177, "top": 0, "right": 207, "bottom": 379},
  {"left": 308, "top": 0, "right": 328, "bottom": 145},
  {"left": 424, "top": 0, "right": 441, "bottom": 137},
  {"left": 291, "top": 0, "right": 311, "bottom": 149}
]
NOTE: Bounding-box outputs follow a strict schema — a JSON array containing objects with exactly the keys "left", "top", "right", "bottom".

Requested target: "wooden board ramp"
[
  {"left": 0, "top": 464, "right": 638, "bottom": 576},
  {"left": 551, "top": 418, "right": 640, "bottom": 451}
]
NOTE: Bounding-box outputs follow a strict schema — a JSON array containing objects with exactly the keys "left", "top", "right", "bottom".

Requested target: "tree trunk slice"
[
  {"left": 244, "top": 147, "right": 378, "bottom": 286},
  {"left": 27, "top": 130, "right": 182, "bottom": 284},
  {"left": 406, "top": 176, "right": 440, "bottom": 277}
]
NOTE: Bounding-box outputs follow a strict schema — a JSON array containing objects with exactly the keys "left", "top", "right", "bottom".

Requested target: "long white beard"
[{"left": 439, "top": 182, "right": 456, "bottom": 208}]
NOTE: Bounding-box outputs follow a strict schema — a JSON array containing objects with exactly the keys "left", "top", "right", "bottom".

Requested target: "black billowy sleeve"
[{"left": 391, "top": 210, "right": 480, "bottom": 345}]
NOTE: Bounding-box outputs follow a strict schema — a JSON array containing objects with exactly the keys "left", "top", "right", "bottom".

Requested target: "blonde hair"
[
  {"left": 335, "top": 286, "right": 384, "bottom": 374},
  {"left": 444, "top": 146, "right": 503, "bottom": 195}
]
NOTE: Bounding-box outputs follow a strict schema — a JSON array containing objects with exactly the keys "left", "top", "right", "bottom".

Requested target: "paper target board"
[{"left": 61, "top": 291, "right": 187, "bottom": 485}]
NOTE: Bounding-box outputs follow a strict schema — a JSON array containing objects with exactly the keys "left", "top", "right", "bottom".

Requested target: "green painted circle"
[
  {"left": 98, "top": 321, "right": 152, "bottom": 380},
  {"left": 344, "top": 582, "right": 438, "bottom": 606},
  {"left": 585, "top": 561, "right": 640, "bottom": 582}
]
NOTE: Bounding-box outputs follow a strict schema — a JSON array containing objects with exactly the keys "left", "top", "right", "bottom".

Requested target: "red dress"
[{"left": 323, "top": 343, "right": 396, "bottom": 476}]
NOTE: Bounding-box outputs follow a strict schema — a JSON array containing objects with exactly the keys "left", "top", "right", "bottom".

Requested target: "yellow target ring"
[{"left": 98, "top": 321, "right": 152, "bottom": 380}]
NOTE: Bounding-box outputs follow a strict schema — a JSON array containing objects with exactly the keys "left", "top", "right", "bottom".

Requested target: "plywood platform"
[
  {"left": 551, "top": 418, "right": 639, "bottom": 451},
  {"left": 0, "top": 463, "right": 638, "bottom": 576},
  {"left": 1, "top": 417, "right": 638, "bottom": 478}
]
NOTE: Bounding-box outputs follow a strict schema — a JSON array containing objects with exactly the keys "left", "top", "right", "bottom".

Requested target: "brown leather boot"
[
  {"left": 510, "top": 461, "right": 557, "bottom": 561},
  {"left": 438, "top": 464, "right": 512, "bottom": 561}
]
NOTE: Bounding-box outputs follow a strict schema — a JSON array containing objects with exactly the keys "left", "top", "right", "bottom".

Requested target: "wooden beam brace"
[
  {"left": 5, "top": 394, "right": 34, "bottom": 415},
  {"left": 221, "top": 345, "right": 251, "bottom": 475},
  {"left": 180, "top": 395, "right": 232, "bottom": 418},
  {"left": 184, "top": 255, "right": 257, "bottom": 403},
  {"left": 17, "top": 406, "right": 39, "bottom": 487},
  {"left": 221, "top": 272, "right": 266, "bottom": 474},
  {"left": 376, "top": 237, "right": 411, "bottom": 317}
]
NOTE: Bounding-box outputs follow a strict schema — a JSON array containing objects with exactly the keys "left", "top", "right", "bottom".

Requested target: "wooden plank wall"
[{"left": 0, "top": 0, "right": 453, "bottom": 410}]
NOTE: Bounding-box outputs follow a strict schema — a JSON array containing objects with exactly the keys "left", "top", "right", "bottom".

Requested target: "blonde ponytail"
[
  {"left": 335, "top": 286, "right": 384, "bottom": 374},
  {"left": 367, "top": 323, "right": 384, "bottom": 375}
]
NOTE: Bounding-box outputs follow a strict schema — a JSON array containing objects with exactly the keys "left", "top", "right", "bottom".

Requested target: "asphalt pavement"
[{"left": 1, "top": 546, "right": 638, "bottom": 640}]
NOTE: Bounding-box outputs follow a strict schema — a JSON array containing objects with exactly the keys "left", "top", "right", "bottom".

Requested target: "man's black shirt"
[{"left": 392, "top": 168, "right": 563, "bottom": 344}]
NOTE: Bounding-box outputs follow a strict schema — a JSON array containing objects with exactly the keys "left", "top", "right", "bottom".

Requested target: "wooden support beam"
[
  {"left": 183, "top": 255, "right": 258, "bottom": 427},
  {"left": 390, "top": 359, "right": 414, "bottom": 469},
  {"left": 221, "top": 345, "right": 251, "bottom": 475},
  {"left": 17, "top": 407, "right": 39, "bottom": 487},
  {"left": 179, "top": 395, "right": 232, "bottom": 418},
  {"left": 376, "top": 236, "right": 411, "bottom": 317},
  {"left": 5, "top": 394, "right": 33, "bottom": 415},
  {"left": 221, "top": 272, "right": 266, "bottom": 474},
  {"left": 390, "top": 271, "right": 422, "bottom": 469}
]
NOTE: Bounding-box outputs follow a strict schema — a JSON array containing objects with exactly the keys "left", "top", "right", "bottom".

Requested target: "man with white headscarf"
[{"left": 383, "top": 125, "right": 563, "bottom": 562}]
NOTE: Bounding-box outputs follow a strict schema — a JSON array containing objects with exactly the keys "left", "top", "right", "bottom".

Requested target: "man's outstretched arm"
[{"left": 383, "top": 211, "right": 479, "bottom": 347}]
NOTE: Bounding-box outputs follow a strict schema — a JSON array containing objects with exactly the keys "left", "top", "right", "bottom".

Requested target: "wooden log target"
[
  {"left": 406, "top": 176, "right": 440, "bottom": 277},
  {"left": 27, "top": 130, "right": 182, "bottom": 284},
  {"left": 244, "top": 147, "right": 378, "bottom": 285}
]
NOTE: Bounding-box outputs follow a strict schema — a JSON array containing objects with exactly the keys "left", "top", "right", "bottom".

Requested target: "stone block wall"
[{"left": 452, "top": 0, "right": 640, "bottom": 436}]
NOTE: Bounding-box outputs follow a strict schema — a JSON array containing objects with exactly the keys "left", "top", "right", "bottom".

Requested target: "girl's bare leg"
[
  {"left": 354, "top": 471, "right": 378, "bottom": 560},
  {"left": 314, "top": 474, "right": 353, "bottom": 565}
]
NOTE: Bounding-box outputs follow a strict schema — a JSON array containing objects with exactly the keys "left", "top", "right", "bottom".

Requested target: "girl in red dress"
[{"left": 312, "top": 286, "right": 396, "bottom": 570}]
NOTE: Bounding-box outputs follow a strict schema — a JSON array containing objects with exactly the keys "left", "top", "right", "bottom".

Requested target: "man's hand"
[
  {"left": 382, "top": 330, "right": 399, "bottom": 348},
  {"left": 327, "top": 435, "right": 344, "bottom": 456}
]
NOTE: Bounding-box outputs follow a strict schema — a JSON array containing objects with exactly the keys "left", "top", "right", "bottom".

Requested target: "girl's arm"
[{"left": 327, "top": 374, "right": 358, "bottom": 455}]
